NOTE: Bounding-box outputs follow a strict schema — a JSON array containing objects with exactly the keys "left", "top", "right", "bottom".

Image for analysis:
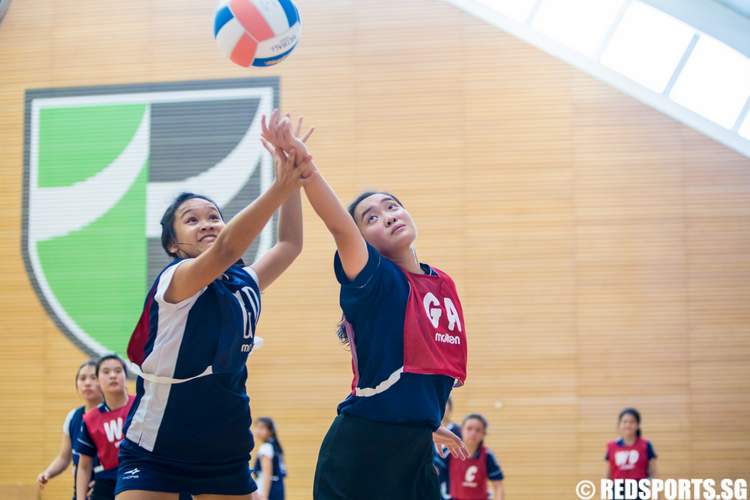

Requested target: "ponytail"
[
  {"left": 336, "top": 317, "right": 349, "bottom": 346},
  {"left": 257, "top": 417, "right": 283, "bottom": 456}
]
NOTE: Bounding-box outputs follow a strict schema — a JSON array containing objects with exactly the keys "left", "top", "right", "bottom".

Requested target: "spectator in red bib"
[
  {"left": 440, "top": 414, "right": 504, "bottom": 500},
  {"left": 605, "top": 408, "right": 657, "bottom": 490},
  {"left": 75, "top": 355, "right": 134, "bottom": 500}
]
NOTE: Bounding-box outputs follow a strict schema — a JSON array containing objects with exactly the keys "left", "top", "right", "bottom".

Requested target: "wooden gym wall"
[{"left": 0, "top": 0, "right": 748, "bottom": 498}]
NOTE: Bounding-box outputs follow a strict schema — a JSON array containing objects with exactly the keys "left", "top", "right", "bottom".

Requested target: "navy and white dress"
[
  {"left": 117, "top": 259, "right": 261, "bottom": 496},
  {"left": 63, "top": 406, "right": 100, "bottom": 500},
  {"left": 252, "top": 439, "right": 287, "bottom": 500}
]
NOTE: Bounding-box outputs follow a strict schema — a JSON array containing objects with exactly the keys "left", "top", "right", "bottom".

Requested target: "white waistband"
[
  {"left": 128, "top": 336, "right": 264, "bottom": 385},
  {"left": 129, "top": 364, "right": 213, "bottom": 385}
]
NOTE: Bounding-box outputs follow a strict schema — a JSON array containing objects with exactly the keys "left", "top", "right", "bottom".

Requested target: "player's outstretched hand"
[
  {"left": 261, "top": 138, "right": 313, "bottom": 189},
  {"left": 288, "top": 114, "right": 316, "bottom": 181},
  {"left": 292, "top": 114, "right": 315, "bottom": 145},
  {"left": 262, "top": 109, "right": 313, "bottom": 163},
  {"left": 433, "top": 425, "right": 469, "bottom": 460}
]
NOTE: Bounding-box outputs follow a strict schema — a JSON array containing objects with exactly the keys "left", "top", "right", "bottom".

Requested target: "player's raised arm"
[
  {"left": 164, "top": 141, "right": 306, "bottom": 304},
  {"left": 249, "top": 120, "right": 313, "bottom": 291},
  {"left": 262, "top": 110, "right": 368, "bottom": 281}
]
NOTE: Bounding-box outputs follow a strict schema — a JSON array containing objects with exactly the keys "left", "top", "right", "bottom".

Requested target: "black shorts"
[
  {"left": 90, "top": 478, "right": 116, "bottom": 500},
  {"left": 313, "top": 413, "right": 439, "bottom": 500}
]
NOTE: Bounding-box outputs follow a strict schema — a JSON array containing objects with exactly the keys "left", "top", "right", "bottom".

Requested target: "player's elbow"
[
  {"left": 330, "top": 223, "right": 362, "bottom": 250},
  {"left": 288, "top": 241, "right": 303, "bottom": 260},
  {"left": 279, "top": 231, "right": 303, "bottom": 257},
  {"left": 282, "top": 240, "right": 303, "bottom": 265},
  {"left": 59, "top": 453, "right": 72, "bottom": 468}
]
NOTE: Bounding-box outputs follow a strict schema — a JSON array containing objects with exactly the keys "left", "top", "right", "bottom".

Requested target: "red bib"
[
  {"left": 607, "top": 438, "right": 650, "bottom": 480},
  {"left": 450, "top": 445, "right": 489, "bottom": 499},
  {"left": 402, "top": 267, "right": 467, "bottom": 385},
  {"left": 83, "top": 396, "right": 135, "bottom": 471}
]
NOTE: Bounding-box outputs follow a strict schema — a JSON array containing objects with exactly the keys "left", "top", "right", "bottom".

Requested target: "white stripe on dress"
[{"left": 354, "top": 367, "right": 404, "bottom": 397}]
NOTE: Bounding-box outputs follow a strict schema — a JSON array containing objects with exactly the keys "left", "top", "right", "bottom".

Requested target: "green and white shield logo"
[{"left": 23, "top": 78, "right": 279, "bottom": 358}]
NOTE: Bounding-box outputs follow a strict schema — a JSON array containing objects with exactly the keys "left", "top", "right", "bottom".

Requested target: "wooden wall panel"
[{"left": 0, "top": 0, "right": 748, "bottom": 498}]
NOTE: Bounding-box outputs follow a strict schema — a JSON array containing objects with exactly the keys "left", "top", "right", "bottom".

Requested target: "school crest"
[{"left": 22, "top": 78, "right": 279, "bottom": 357}]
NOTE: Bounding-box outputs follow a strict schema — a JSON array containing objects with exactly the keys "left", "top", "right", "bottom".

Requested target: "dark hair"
[
  {"left": 160, "top": 192, "right": 223, "bottom": 258},
  {"left": 335, "top": 191, "right": 406, "bottom": 344},
  {"left": 463, "top": 413, "right": 488, "bottom": 431},
  {"left": 75, "top": 360, "right": 97, "bottom": 387},
  {"left": 257, "top": 417, "right": 284, "bottom": 456},
  {"left": 346, "top": 190, "right": 405, "bottom": 221},
  {"left": 96, "top": 354, "right": 128, "bottom": 378},
  {"left": 618, "top": 407, "right": 642, "bottom": 438}
]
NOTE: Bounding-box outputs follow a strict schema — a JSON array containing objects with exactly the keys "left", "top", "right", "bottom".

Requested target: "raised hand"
[
  {"left": 261, "top": 137, "right": 314, "bottom": 188},
  {"left": 261, "top": 109, "right": 313, "bottom": 163},
  {"left": 293, "top": 115, "right": 315, "bottom": 144}
]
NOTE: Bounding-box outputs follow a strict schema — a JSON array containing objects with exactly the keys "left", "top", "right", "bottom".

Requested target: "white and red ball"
[{"left": 214, "top": 0, "right": 301, "bottom": 68}]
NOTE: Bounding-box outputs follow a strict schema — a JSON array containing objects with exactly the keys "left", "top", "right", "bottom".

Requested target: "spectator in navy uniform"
[{"left": 37, "top": 360, "right": 103, "bottom": 499}]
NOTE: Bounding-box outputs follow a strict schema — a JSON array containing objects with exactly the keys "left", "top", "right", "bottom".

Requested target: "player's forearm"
[
  {"left": 75, "top": 458, "right": 93, "bottom": 500},
  {"left": 302, "top": 170, "right": 359, "bottom": 241},
  {"left": 276, "top": 188, "right": 303, "bottom": 253},
  {"left": 214, "top": 183, "right": 293, "bottom": 263},
  {"left": 261, "top": 458, "right": 273, "bottom": 497},
  {"left": 44, "top": 455, "right": 70, "bottom": 478},
  {"left": 262, "top": 483, "right": 272, "bottom": 497},
  {"left": 494, "top": 481, "right": 505, "bottom": 500}
]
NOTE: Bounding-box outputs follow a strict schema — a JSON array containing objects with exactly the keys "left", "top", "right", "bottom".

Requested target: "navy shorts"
[{"left": 115, "top": 442, "right": 257, "bottom": 496}]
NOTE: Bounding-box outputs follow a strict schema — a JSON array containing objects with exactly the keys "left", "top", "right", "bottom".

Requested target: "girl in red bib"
[
  {"left": 75, "top": 355, "right": 134, "bottom": 500},
  {"left": 261, "top": 111, "right": 469, "bottom": 500},
  {"left": 441, "top": 414, "right": 504, "bottom": 500},
  {"left": 604, "top": 408, "right": 658, "bottom": 500}
]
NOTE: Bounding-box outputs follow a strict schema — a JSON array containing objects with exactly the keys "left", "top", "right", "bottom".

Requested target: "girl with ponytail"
[
  {"left": 253, "top": 417, "right": 287, "bottom": 500},
  {"left": 605, "top": 408, "right": 658, "bottom": 499}
]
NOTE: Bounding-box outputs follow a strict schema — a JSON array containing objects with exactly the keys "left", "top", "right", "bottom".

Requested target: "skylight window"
[
  {"left": 600, "top": 1, "right": 695, "bottom": 93},
  {"left": 473, "top": 0, "right": 539, "bottom": 23},
  {"left": 670, "top": 35, "right": 750, "bottom": 129},
  {"left": 531, "top": 0, "right": 626, "bottom": 57},
  {"left": 739, "top": 113, "right": 750, "bottom": 140}
]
